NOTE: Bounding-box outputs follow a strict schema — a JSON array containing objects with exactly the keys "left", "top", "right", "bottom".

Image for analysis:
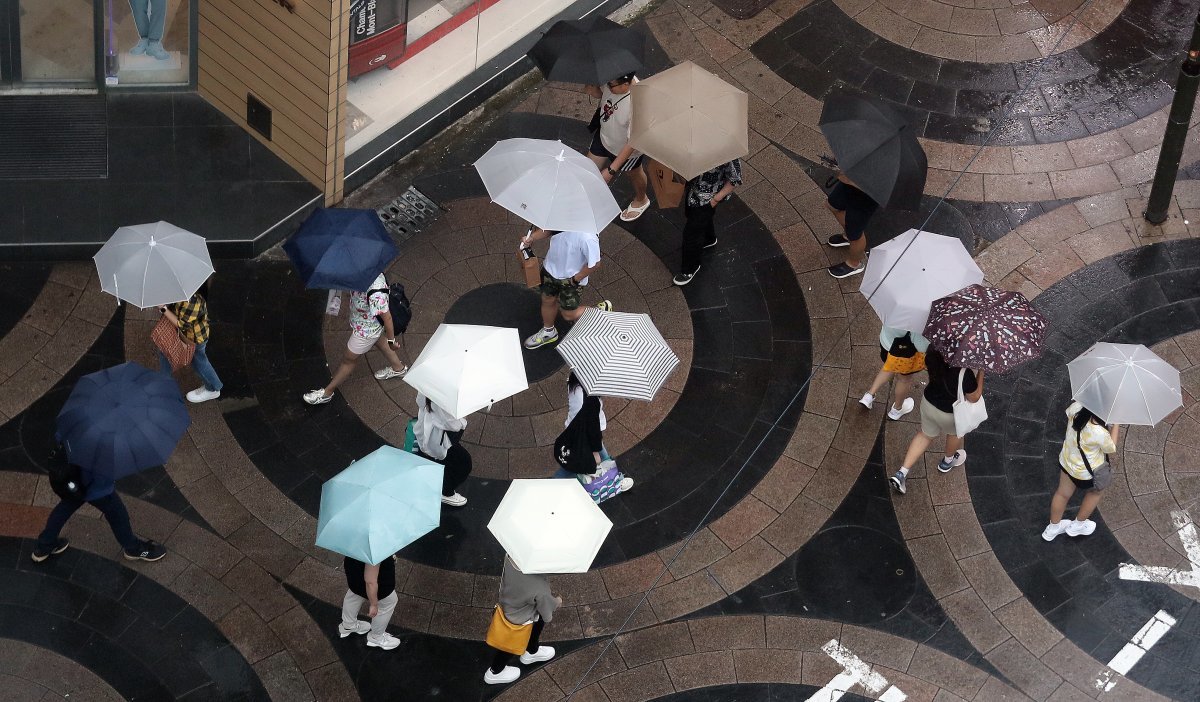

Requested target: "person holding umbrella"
[
  {"left": 1042, "top": 403, "right": 1120, "bottom": 541},
  {"left": 413, "top": 392, "right": 472, "bottom": 507},
  {"left": 339, "top": 554, "right": 401, "bottom": 650},
  {"left": 483, "top": 554, "right": 560, "bottom": 684},
  {"left": 552, "top": 372, "right": 634, "bottom": 502},
  {"left": 672, "top": 159, "right": 743, "bottom": 286},
  {"left": 303, "top": 273, "right": 409, "bottom": 405},
  {"left": 157, "top": 279, "right": 223, "bottom": 404},
  {"left": 521, "top": 228, "right": 611, "bottom": 350},
  {"left": 586, "top": 73, "right": 652, "bottom": 222},
  {"left": 824, "top": 171, "right": 879, "bottom": 279}
]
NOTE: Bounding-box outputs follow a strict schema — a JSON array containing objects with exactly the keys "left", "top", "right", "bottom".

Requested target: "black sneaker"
[
  {"left": 124, "top": 540, "right": 167, "bottom": 562},
  {"left": 702, "top": 237, "right": 718, "bottom": 249},
  {"left": 828, "top": 262, "right": 865, "bottom": 279},
  {"left": 673, "top": 269, "right": 698, "bottom": 286},
  {"left": 31, "top": 538, "right": 69, "bottom": 563},
  {"left": 827, "top": 233, "right": 850, "bottom": 247}
]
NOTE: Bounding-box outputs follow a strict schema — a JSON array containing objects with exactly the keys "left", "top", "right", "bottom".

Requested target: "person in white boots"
[
  {"left": 339, "top": 554, "right": 401, "bottom": 651},
  {"left": 859, "top": 327, "right": 929, "bottom": 421},
  {"left": 1042, "top": 402, "right": 1120, "bottom": 541},
  {"left": 483, "top": 555, "right": 559, "bottom": 685},
  {"left": 157, "top": 279, "right": 223, "bottom": 404}
]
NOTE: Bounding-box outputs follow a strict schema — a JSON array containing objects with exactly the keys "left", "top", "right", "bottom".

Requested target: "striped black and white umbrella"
[{"left": 556, "top": 308, "right": 679, "bottom": 401}]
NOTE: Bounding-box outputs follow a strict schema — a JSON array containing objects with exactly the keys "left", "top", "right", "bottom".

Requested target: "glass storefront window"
[
  {"left": 104, "top": 0, "right": 190, "bottom": 86},
  {"left": 15, "top": 0, "right": 95, "bottom": 84}
]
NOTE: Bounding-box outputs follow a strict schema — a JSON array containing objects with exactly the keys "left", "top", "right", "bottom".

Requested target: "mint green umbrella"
[{"left": 315, "top": 446, "right": 443, "bottom": 565}]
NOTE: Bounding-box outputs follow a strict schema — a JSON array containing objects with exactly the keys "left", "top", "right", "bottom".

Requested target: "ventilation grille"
[{"left": 0, "top": 95, "right": 107, "bottom": 180}]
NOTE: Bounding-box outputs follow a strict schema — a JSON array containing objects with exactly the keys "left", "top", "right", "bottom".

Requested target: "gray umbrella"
[{"left": 818, "top": 93, "right": 928, "bottom": 211}]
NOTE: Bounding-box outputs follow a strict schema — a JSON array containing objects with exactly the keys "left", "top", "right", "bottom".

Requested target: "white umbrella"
[
  {"left": 1068, "top": 343, "right": 1182, "bottom": 426},
  {"left": 403, "top": 324, "right": 529, "bottom": 419},
  {"left": 473, "top": 138, "right": 620, "bottom": 234},
  {"left": 93, "top": 221, "right": 214, "bottom": 308},
  {"left": 861, "top": 229, "right": 983, "bottom": 332},
  {"left": 488, "top": 479, "right": 612, "bottom": 573},
  {"left": 556, "top": 308, "right": 679, "bottom": 401}
]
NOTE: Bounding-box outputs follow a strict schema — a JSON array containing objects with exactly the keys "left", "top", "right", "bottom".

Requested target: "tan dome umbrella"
[{"left": 628, "top": 61, "right": 748, "bottom": 180}]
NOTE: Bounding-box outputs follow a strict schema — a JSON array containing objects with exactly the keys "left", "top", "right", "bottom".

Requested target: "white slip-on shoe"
[
  {"left": 440, "top": 492, "right": 467, "bottom": 507},
  {"left": 484, "top": 666, "right": 520, "bottom": 684},
  {"left": 887, "top": 397, "right": 915, "bottom": 420},
  {"left": 859, "top": 392, "right": 874, "bottom": 409},
  {"left": 186, "top": 387, "right": 220, "bottom": 403},
  {"left": 519, "top": 646, "right": 556, "bottom": 665}
]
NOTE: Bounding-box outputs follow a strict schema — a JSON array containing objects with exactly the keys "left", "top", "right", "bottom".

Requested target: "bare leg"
[
  {"left": 867, "top": 367, "right": 894, "bottom": 398},
  {"left": 943, "top": 434, "right": 964, "bottom": 459},
  {"left": 587, "top": 152, "right": 608, "bottom": 170},
  {"left": 627, "top": 166, "right": 649, "bottom": 207},
  {"left": 561, "top": 306, "right": 586, "bottom": 322},
  {"left": 1049, "top": 471, "right": 1076, "bottom": 523},
  {"left": 846, "top": 235, "right": 868, "bottom": 268},
  {"left": 892, "top": 373, "right": 914, "bottom": 410},
  {"left": 323, "top": 348, "right": 362, "bottom": 397},
  {"left": 1076, "top": 489, "right": 1104, "bottom": 521},
  {"left": 901, "top": 432, "right": 934, "bottom": 469},
  {"left": 540, "top": 295, "right": 559, "bottom": 328},
  {"left": 373, "top": 335, "right": 407, "bottom": 371}
]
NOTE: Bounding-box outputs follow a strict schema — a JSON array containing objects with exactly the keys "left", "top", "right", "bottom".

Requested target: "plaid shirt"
[{"left": 171, "top": 295, "right": 210, "bottom": 345}]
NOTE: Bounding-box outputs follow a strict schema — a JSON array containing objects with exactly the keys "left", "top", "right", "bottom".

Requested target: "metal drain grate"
[
  {"left": 375, "top": 186, "right": 445, "bottom": 243},
  {"left": 0, "top": 95, "right": 107, "bottom": 180}
]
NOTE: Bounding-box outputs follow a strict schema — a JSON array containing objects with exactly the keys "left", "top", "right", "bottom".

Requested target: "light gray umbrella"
[
  {"left": 94, "top": 221, "right": 213, "bottom": 308},
  {"left": 1068, "top": 343, "right": 1182, "bottom": 426},
  {"left": 556, "top": 308, "right": 679, "bottom": 401},
  {"left": 861, "top": 229, "right": 983, "bottom": 332}
]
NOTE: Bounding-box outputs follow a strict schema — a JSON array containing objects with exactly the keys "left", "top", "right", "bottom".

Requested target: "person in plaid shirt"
[{"left": 158, "top": 280, "right": 223, "bottom": 403}]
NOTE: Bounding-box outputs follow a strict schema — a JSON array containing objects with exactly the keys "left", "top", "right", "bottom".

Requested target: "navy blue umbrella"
[
  {"left": 56, "top": 362, "right": 191, "bottom": 480},
  {"left": 283, "top": 208, "right": 398, "bottom": 292}
]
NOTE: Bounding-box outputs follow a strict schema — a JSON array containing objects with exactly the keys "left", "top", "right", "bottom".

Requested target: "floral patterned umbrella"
[{"left": 922, "top": 284, "right": 1048, "bottom": 373}]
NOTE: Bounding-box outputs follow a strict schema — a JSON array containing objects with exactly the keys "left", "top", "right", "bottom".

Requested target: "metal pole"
[{"left": 1145, "top": 9, "right": 1200, "bottom": 224}]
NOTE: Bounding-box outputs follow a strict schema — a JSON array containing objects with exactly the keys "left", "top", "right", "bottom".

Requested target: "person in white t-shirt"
[
  {"left": 584, "top": 73, "right": 651, "bottom": 222},
  {"left": 520, "top": 228, "right": 612, "bottom": 349}
]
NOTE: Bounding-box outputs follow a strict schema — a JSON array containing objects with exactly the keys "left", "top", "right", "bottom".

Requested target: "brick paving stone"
[
  {"left": 648, "top": 570, "right": 725, "bottom": 622},
  {"left": 172, "top": 562, "right": 243, "bottom": 621},
  {"left": 221, "top": 558, "right": 298, "bottom": 622},
  {"left": 958, "top": 552, "right": 1021, "bottom": 610},
  {"left": 578, "top": 594, "right": 659, "bottom": 637},
  {"left": 751, "top": 456, "right": 816, "bottom": 512},
  {"left": 546, "top": 642, "right": 628, "bottom": 690},
  {"left": 801, "top": 648, "right": 845, "bottom": 686},
  {"left": 218, "top": 604, "right": 285, "bottom": 664},
  {"left": 254, "top": 651, "right": 314, "bottom": 702},
  {"left": 601, "top": 553, "right": 673, "bottom": 600},
  {"left": 661, "top": 528, "right": 731, "bottom": 578},
  {"left": 907, "top": 534, "right": 971, "bottom": 598},
  {"left": 548, "top": 570, "right": 609, "bottom": 606},
  {"left": 708, "top": 536, "right": 786, "bottom": 594},
  {"left": 732, "top": 648, "right": 804, "bottom": 684},
  {"left": 894, "top": 478, "right": 942, "bottom": 539},
  {"left": 907, "top": 644, "right": 989, "bottom": 700},
  {"left": 802, "top": 448, "right": 865, "bottom": 513},
  {"left": 710, "top": 495, "right": 779, "bottom": 550},
  {"left": 764, "top": 616, "right": 841, "bottom": 651},
  {"left": 994, "top": 598, "right": 1063, "bottom": 657},
  {"left": 598, "top": 661, "right": 675, "bottom": 702},
  {"left": 165, "top": 519, "right": 244, "bottom": 579},
  {"left": 663, "top": 650, "right": 736, "bottom": 691},
  {"left": 615, "top": 621, "right": 694, "bottom": 668},
  {"left": 179, "top": 476, "right": 251, "bottom": 538},
  {"left": 841, "top": 623, "right": 918, "bottom": 671},
  {"left": 267, "top": 605, "right": 338, "bottom": 672},
  {"left": 988, "top": 638, "right": 1063, "bottom": 700},
  {"left": 304, "top": 662, "right": 359, "bottom": 702},
  {"left": 939, "top": 590, "right": 1012, "bottom": 654}
]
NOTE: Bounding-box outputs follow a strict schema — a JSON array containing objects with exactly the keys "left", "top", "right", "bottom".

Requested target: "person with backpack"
[
  {"left": 32, "top": 443, "right": 166, "bottom": 563},
  {"left": 157, "top": 279, "right": 223, "bottom": 404},
  {"left": 413, "top": 392, "right": 472, "bottom": 507},
  {"left": 1042, "top": 402, "right": 1120, "bottom": 541},
  {"left": 552, "top": 372, "right": 632, "bottom": 502},
  {"left": 304, "top": 273, "right": 410, "bottom": 405},
  {"left": 859, "top": 326, "right": 929, "bottom": 421}
]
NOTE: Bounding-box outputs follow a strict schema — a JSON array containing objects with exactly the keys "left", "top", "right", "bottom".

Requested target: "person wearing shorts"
[
  {"left": 584, "top": 73, "right": 651, "bottom": 222},
  {"left": 824, "top": 172, "right": 879, "bottom": 279},
  {"left": 521, "top": 228, "right": 611, "bottom": 349},
  {"left": 1041, "top": 402, "right": 1120, "bottom": 541},
  {"left": 859, "top": 327, "right": 929, "bottom": 421},
  {"left": 889, "top": 349, "right": 984, "bottom": 495},
  {"left": 303, "top": 273, "right": 408, "bottom": 405}
]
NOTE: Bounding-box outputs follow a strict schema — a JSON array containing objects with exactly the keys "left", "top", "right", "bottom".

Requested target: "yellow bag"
[{"left": 485, "top": 605, "right": 532, "bottom": 654}]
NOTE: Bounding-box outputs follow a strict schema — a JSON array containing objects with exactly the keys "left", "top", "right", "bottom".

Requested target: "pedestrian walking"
[
  {"left": 889, "top": 349, "right": 983, "bottom": 494},
  {"left": 1042, "top": 402, "right": 1120, "bottom": 541},
  {"left": 483, "top": 555, "right": 559, "bottom": 685},
  {"left": 552, "top": 373, "right": 633, "bottom": 501},
  {"left": 339, "top": 554, "right": 401, "bottom": 650},
  {"left": 521, "top": 228, "right": 612, "bottom": 350},
  {"left": 32, "top": 445, "right": 166, "bottom": 563},
  {"left": 304, "top": 272, "right": 409, "bottom": 405},
  {"left": 157, "top": 280, "right": 223, "bottom": 404},
  {"left": 673, "top": 159, "right": 742, "bottom": 286},
  {"left": 413, "top": 392, "right": 472, "bottom": 507},
  {"left": 585, "top": 73, "right": 652, "bottom": 222},
  {"left": 824, "top": 172, "right": 878, "bottom": 279},
  {"left": 860, "top": 327, "right": 929, "bottom": 421}
]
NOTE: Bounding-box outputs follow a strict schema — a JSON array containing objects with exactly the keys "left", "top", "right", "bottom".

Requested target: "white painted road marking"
[
  {"left": 806, "top": 640, "right": 907, "bottom": 702},
  {"left": 1119, "top": 510, "right": 1200, "bottom": 589},
  {"left": 1094, "top": 610, "right": 1176, "bottom": 692}
]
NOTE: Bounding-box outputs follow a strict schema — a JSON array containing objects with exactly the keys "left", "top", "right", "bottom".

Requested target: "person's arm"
[
  {"left": 584, "top": 85, "right": 602, "bottom": 99},
  {"left": 569, "top": 260, "right": 601, "bottom": 285},
  {"left": 710, "top": 180, "right": 737, "bottom": 207},
  {"left": 967, "top": 371, "right": 984, "bottom": 402},
  {"left": 364, "top": 563, "right": 380, "bottom": 617},
  {"left": 377, "top": 309, "right": 397, "bottom": 345},
  {"left": 1108, "top": 424, "right": 1121, "bottom": 447},
  {"left": 522, "top": 226, "right": 550, "bottom": 246},
  {"left": 158, "top": 305, "right": 182, "bottom": 327},
  {"left": 602, "top": 144, "right": 638, "bottom": 183}
]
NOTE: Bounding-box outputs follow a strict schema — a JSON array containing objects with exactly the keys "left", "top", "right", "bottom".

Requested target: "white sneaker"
[
  {"left": 617, "top": 476, "right": 634, "bottom": 493},
  {"left": 338, "top": 620, "right": 370, "bottom": 638},
  {"left": 374, "top": 365, "right": 407, "bottom": 380},
  {"left": 887, "top": 397, "right": 914, "bottom": 420},
  {"left": 523, "top": 327, "right": 559, "bottom": 349},
  {"left": 366, "top": 632, "right": 400, "bottom": 650},
  {"left": 484, "top": 665, "right": 520, "bottom": 684},
  {"left": 859, "top": 392, "right": 874, "bottom": 409},
  {"left": 186, "top": 387, "right": 220, "bottom": 403},
  {"left": 303, "top": 389, "right": 332, "bottom": 405},
  {"left": 520, "top": 646, "right": 556, "bottom": 665},
  {"left": 441, "top": 492, "right": 467, "bottom": 507},
  {"left": 1041, "top": 521, "right": 1070, "bottom": 542},
  {"left": 1066, "top": 519, "right": 1096, "bottom": 537}
]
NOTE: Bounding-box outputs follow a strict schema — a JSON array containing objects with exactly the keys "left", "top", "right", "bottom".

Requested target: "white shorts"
[{"left": 347, "top": 332, "right": 380, "bottom": 355}]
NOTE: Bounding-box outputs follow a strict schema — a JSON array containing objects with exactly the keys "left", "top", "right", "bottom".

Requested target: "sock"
[
  {"left": 898, "top": 467, "right": 909, "bottom": 476},
  {"left": 543, "top": 326, "right": 555, "bottom": 333}
]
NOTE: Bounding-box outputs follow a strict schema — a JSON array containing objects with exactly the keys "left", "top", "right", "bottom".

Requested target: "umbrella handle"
[{"left": 112, "top": 274, "right": 120, "bottom": 306}]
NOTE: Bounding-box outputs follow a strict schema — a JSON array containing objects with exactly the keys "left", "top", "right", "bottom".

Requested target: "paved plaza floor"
[{"left": 3, "top": 0, "right": 1200, "bottom": 699}]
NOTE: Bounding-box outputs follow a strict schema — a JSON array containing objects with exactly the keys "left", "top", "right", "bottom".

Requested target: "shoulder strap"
[
  {"left": 1076, "top": 426, "right": 1095, "bottom": 478},
  {"left": 956, "top": 368, "right": 967, "bottom": 402}
]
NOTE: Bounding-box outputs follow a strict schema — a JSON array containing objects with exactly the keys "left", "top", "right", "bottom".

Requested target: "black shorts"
[
  {"left": 588, "top": 131, "right": 643, "bottom": 172},
  {"left": 827, "top": 181, "right": 878, "bottom": 241}
]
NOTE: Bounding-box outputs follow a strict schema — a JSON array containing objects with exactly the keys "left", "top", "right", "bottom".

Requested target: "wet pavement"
[{"left": 2, "top": 0, "right": 1200, "bottom": 700}]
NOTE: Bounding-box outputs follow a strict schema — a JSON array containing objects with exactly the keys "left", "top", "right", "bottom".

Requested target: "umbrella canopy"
[
  {"left": 528, "top": 17, "right": 644, "bottom": 85},
  {"left": 488, "top": 479, "right": 612, "bottom": 574},
  {"left": 556, "top": 308, "right": 679, "bottom": 401},
  {"left": 404, "top": 324, "right": 529, "bottom": 419},
  {"left": 94, "top": 221, "right": 214, "bottom": 308},
  {"left": 56, "top": 362, "right": 191, "bottom": 480},
  {"left": 1068, "top": 343, "right": 1182, "bottom": 426},
  {"left": 282, "top": 208, "right": 398, "bottom": 292},
  {"left": 819, "top": 92, "right": 928, "bottom": 210},
  {"left": 923, "top": 284, "right": 1048, "bottom": 373},
  {"left": 315, "top": 446, "right": 443, "bottom": 565},
  {"left": 629, "top": 61, "right": 748, "bottom": 180},
  {"left": 861, "top": 229, "right": 983, "bottom": 331}
]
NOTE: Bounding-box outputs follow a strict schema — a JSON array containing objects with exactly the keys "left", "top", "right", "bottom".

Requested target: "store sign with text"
[{"left": 349, "top": 0, "right": 407, "bottom": 44}]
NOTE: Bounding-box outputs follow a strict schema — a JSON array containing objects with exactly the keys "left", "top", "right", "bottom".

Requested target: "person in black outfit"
[
  {"left": 824, "top": 172, "right": 879, "bottom": 279},
  {"left": 339, "top": 555, "right": 400, "bottom": 650},
  {"left": 673, "top": 159, "right": 742, "bottom": 287}
]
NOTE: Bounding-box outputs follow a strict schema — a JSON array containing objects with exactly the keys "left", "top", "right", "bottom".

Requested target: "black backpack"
[
  {"left": 47, "top": 443, "right": 85, "bottom": 501},
  {"left": 367, "top": 282, "right": 412, "bottom": 334}
]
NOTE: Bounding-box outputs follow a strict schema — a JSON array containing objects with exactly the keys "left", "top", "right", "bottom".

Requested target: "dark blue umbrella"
[
  {"left": 56, "top": 362, "right": 191, "bottom": 480},
  {"left": 283, "top": 208, "right": 398, "bottom": 292}
]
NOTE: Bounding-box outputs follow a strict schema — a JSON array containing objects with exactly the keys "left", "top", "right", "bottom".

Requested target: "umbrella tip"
[{"left": 148, "top": 236, "right": 157, "bottom": 247}]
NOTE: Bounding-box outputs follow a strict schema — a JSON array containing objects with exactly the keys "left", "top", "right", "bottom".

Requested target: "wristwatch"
[{"left": 606, "top": 167, "right": 617, "bottom": 176}]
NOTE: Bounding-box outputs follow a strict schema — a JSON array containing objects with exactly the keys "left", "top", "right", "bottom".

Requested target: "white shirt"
[
  {"left": 414, "top": 392, "right": 467, "bottom": 461},
  {"left": 598, "top": 81, "right": 636, "bottom": 156},
  {"left": 566, "top": 385, "right": 606, "bottom": 431},
  {"left": 543, "top": 230, "right": 601, "bottom": 284}
]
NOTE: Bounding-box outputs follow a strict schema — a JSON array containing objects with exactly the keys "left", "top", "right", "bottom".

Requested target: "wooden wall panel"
[{"left": 197, "top": 0, "right": 348, "bottom": 205}]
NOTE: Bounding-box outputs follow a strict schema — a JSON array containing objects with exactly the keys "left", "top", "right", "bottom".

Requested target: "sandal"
[{"left": 619, "top": 198, "right": 651, "bottom": 222}]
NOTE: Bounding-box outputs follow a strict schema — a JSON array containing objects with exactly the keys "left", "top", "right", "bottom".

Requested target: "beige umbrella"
[{"left": 629, "top": 61, "right": 748, "bottom": 180}]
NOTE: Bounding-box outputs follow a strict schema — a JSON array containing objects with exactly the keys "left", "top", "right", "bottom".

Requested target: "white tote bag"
[{"left": 952, "top": 368, "right": 988, "bottom": 436}]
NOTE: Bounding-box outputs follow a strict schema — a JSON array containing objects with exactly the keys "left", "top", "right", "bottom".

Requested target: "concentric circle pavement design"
[{"left": 1, "top": 639, "right": 125, "bottom": 701}]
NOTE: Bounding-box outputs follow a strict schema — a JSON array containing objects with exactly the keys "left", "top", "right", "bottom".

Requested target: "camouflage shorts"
[{"left": 539, "top": 269, "right": 583, "bottom": 310}]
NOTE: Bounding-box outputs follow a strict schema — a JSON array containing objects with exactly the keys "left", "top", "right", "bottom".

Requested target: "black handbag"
[{"left": 889, "top": 332, "right": 918, "bottom": 359}]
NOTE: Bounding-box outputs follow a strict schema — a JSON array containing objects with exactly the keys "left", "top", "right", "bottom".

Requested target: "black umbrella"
[
  {"left": 818, "top": 93, "right": 928, "bottom": 211},
  {"left": 528, "top": 17, "right": 644, "bottom": 85}
]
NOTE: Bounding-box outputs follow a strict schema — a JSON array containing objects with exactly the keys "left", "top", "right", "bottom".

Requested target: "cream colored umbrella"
[{"left": 629, "top": 61, "right": 749, "bottom": 180}]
